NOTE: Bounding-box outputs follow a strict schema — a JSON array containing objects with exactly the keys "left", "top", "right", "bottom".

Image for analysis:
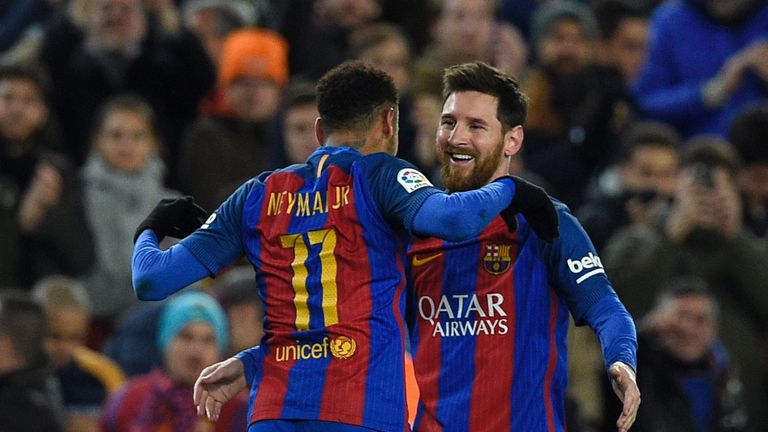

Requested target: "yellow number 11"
[{"left": 279, "top": 229, "right": 339, "bottom": 330}]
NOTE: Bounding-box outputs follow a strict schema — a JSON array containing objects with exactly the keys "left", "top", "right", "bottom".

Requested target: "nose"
[{"left": 447, "top": 122, "right": 469, "bottom": 146}]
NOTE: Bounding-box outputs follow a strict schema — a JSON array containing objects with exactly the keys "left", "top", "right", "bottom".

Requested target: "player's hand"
[
  {"left": 133, "top": 196, "right": 207, "bottom": 243},
  {"left": 498, "top": 176, "right": 559, "bottom": 242},
  {"left": 609, "top": 361, "right": 641, "bottom": 432},
  {"left": 194, "top": 357, "right": 247, "bottom": 422}
]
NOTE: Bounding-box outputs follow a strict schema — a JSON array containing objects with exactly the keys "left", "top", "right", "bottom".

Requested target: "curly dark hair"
[
  {"left": 442, "top": 61, "right": 527, "bottom": 131},
  {"left": 315, "top": 61, "right": 398, "bottom": 136}
]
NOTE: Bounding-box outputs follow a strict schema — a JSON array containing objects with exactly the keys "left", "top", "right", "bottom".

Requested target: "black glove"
[
  {"left": 498, "top": 176, "right": 559, "bottom": 242},
  {"left": 133, "top": 196, "right": 208, "bottom": 243}
]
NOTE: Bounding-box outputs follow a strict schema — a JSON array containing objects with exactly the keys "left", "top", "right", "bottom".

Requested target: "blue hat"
[{"left": 157, "top": 291, "right": 228, "bottom": 354}]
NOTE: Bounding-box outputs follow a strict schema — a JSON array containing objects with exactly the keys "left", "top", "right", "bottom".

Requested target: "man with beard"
[
  {"left": 405, "top": 62, "right": 640, "bottom": 432},
  {"left": 134, "top": 62, "right": 557, "bottom": 432},
  {"left": 523, "top": 1, "right": 633, "bottom": 209}
]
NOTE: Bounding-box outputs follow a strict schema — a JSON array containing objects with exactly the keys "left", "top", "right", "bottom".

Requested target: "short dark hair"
[
  {"left": 619, "top": 121, "right": 680, "bottom": 162},
  {"left": 91, "top": 93, "right": 157, "bottom": 142},
  {"left": 0, "top": 61, "right": 50, "bottom": 101},
  {"left": 281, "top": 78, "right": 316, "bottom": 112},
  {"left": 350, "top": 22, "right": 412, "bottom": 61},
  {"left": 442, "top": 61, "right": 528, "bottom": 131},
  {"left": 0, "top": 290, "right": 48, "bottom": 365},
  {"left": 315, "top": 61, "right": 398, "bottom": 135},
  {"left": 681, "top": 136, "right": 740, "bottom": 176},
  {"left": 592, "top": 0, "right": 650, "bottom": 40},
  {"left": 655, "top": 275, "right": 719, "bottom": 321},
  {"left": 729, "top": 104, "right": 768, "bottom": 165}
]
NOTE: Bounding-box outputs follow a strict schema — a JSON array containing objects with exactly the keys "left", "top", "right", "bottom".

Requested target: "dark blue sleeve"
[
  {"left": 583, "top": 294, "right": 638, "bottom": 371},
  {"left": 180, "top": 178, "right": 260, "bottom": 275},
  {"left": 131, "top": 230, "right": 211, "bottom": 300},
  {"left": 234, "top": 346, "right": 263, "bottom": 385},
  {"left": 541, "top": 202, "right": 637, "bottom": 371},
  {"left": 544, "top": 202, "right": 616, "bottom": 320},
  {"left": 362, "top": 154, "right": 515, "bottom": 241}
]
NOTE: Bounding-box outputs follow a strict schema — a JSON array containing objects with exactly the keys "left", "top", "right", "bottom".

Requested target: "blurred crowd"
[{"left": 1, "top": 0, "right": 767, "bottom": 431}]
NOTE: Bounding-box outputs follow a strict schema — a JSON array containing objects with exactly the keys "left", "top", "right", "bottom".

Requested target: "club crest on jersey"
[
  {"left": 397, "top": 168, "right": 432, "bottom": 193},
  {"left": 483, "top": 243, "right": 513, "bottom": 275}
]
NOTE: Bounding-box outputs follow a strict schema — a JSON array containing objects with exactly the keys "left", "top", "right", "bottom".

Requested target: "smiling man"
[{"left": 405, "top": 62, "right": 640, "bottom": 432}]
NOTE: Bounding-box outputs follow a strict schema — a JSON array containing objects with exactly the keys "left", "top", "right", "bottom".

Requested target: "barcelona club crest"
[{"left": 483, "top": 243, "right": 513, "bottom": 275}]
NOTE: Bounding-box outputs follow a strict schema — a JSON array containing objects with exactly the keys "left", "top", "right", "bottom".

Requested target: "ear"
[
  {"left": 381, "top": 107, "right": 396, "bottom": 139},
  {"left": 314, "top": 117, "right": 325, "bottom": 146},
  {"left": 503, "top": 125, "right": 524, "bottom": 157}
]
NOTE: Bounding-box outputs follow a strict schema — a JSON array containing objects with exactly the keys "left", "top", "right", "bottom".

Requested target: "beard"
[{"left": 439, "top": 140, "right": 505, "bottom": 192}]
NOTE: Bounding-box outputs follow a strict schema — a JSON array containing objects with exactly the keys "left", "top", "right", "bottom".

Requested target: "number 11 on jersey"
[{"left": 279, "top": 228, "right": 339, "bottom": 330}]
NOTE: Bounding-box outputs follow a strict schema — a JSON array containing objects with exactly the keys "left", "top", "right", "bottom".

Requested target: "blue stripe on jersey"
[
  {"left": 436, "top": 241, "right": 481, "bottom": 431},
  {"left": 351, "top": 164, "right": 408, "bottom": 428},
  {"left": 510, "top": 239, "right": 556, "bottom": 431}
]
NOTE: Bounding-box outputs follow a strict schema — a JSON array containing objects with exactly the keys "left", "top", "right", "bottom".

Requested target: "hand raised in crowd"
[
  {"left": 704, "top": 40, "right": 768, "bottom": 107},
  {"left": 17, "top": 162, "right": 63, "bottom": 232},
  {"left": 710, "top": 167, "right": 742, "bottom": 238},
  {"left": 743, "top": 40, "right": 768, "bottom": 84},
  {"left": 666, "top": 165, "right": 741, "bottom": 242},
  {"left": 609, "top": 361, "right": 641, "bottom": 432},
  {"left": 194, "top": 357, "right": 247, "bottom": 422}
]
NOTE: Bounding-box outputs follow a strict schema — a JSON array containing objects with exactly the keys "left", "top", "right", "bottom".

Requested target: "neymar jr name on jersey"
[{"left": 266, "top": 185, "right": 351, "bottom": 218}]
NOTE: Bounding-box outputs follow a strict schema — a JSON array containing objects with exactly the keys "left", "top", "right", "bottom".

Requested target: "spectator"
[
  {"left": 270, "top": 78, "right": 319, "bottom": 166},
  {"left": 182, "top": 0, "right": 249, "bottom": 67},
  {"left": 579, "top": 122, "right": 680, "bottom": 252},
  {"left": 213, "top": 266, "right": 264, "bottom": 357},
  {"left": 32, "top": 276, "right": 125, "bottom": 432},
  {"left": 604, "top": 138, "right": 768, "bottom": 431},
  {"left": 524, "top": 0, "right": 633, "bottom": 209},
  {"left": 632, "top": 0, "right": 768, "bottom": 139},
  {"left": 100, "top": 290, "right": 247, "bottom": 432},
  {"left": 79, "top": 94, "right": 179, "bottom": 339},
  {"left": 729, "top": 103, "right": 768, "bottom": 239},
  {"left": 608, "top": 277, "right": 747, "bottom": 432},
  {"left": 38, "top": 0, "right": 215, "bottom": 177},
  {"left": 351, "top": 23, "right": 431, "bottom": 175},
  {"left": 0, "top": 62, "right": 94, "bottom": 289},
  {"left": 0, "top": 290, "right": 64, "bottom": 432},
  {"left": 592, "top": 0, "right": 651, "bottom": 84},
  {"left": 413, "top": 0, "right": 528, "bottom": 98},
  {"left": 177, "top": 28, "right": 287, "bottom": 211},
  {"left": 101, "top": 302, "right": 165, "bottom": 377},
  {"left": 284, "top": 0, "right": 383, "bottom": 79}
]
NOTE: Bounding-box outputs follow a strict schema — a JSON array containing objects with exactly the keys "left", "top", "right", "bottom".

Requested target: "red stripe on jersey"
[
  {"left": 470, "top": 221, "right": 517, "bottom": 431},
  {"left": 543, "top": 288, "right": 559, "bottom": 432},
  {"left": 393, "top": 236, "right": 410, "bottom": 429},
  {"left": 410, "top": 238, "right": 446, "bottom": 432},
  {"left": 251, "top": 172, "right": 306, "bottom": 420},
  {"left": 318, "top": 167, "right": 369, "bottom": 424}
]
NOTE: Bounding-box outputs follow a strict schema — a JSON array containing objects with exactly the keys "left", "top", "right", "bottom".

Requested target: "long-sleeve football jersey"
[{"left": 406, "top": 200, "right": 637, "bottom": 432}]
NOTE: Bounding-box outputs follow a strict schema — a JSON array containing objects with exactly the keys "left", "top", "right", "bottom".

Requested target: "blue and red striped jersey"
[
  {"left": 180, "top": 146, "right": 439, "bottom": 431},
  {"left": 406, "top": 200, "right": 636, "bottom": 432}
]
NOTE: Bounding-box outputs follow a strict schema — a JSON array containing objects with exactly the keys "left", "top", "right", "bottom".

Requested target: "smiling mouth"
[{"left": 449, "top": 153, "right": 474, "bottom": 163}]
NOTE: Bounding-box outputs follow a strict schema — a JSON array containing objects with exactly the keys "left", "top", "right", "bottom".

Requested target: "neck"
[{"left": 325, "top": 131, "right": 381, "bottom": 154}]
